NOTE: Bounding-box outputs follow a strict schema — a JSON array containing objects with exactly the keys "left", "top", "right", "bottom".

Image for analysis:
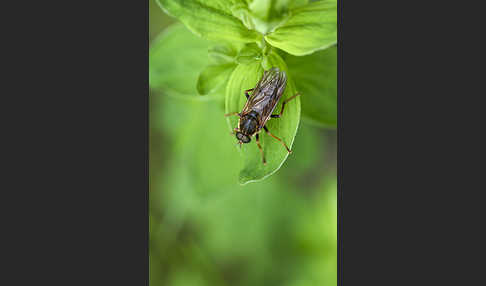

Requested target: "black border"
[{"left": 6, "top": 1, "right": 150, "bottom": 284}]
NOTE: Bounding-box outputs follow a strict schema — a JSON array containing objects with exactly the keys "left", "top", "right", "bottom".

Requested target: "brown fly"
[{"left": 225, "top": 67, "right": 300, "bottom": 165}]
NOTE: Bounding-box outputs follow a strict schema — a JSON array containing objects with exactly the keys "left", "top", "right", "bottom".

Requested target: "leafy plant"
[{"left": 150, "top": 0, "right": 337, "bottom": 184}]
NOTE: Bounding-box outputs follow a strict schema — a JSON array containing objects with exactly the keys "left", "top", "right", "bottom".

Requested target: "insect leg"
[
  {"left": 230, "top": 128, "right": 239, "bottom": 135},
  {"left": 224, "top": 112, "right": 240, "bottom": 117},
  {"left": 255, "top": 133, "right": 266, "bottom": 165},
  {"left": 270, "top": 93, "right": 301, "bottom": 118},
  {"left": 263, "top": 126, "right": 292, "bottom": 153},
  {"left": 244, "top": 88, "right": 254, "bottom": 99}
]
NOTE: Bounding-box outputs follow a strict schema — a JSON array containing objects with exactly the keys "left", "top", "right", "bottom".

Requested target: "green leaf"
[
  {"left": 230, "top": 3, "right": 256, "bottom": 31},
  {"left": 289, "top": 0, "right": 310, "bottom": 9},
  {"left": 225, "top": 51, "right": 301, "bottom": 184},
  {"left": 248, "top": 0, "right": 272, "bottom": 20},
  {"left": 197, "top": 64, "right": 236, "bottom": 95},
  {"left": 264, "top": 0, "right": 337, "bottom": 56},
  {"left": 149, "top": 23, "right": 211, "bottom": 97},
  {"left": 208, "top": 43, "right": 239, "bottom": 65},
  {"left": 284, "top": 45, "right": 336, "bottom": 127},
  {"left": 242, "top": 0, "right": 307, "bottom": 34},
  {"left": 248, "top": 0, "right": 296, "bottom": 21},
  {"left": 157, "top": 0, "right": 261, "bottom": 43},
  {"left": 235, "top": 43, "right": 262, "bottom": 64}
]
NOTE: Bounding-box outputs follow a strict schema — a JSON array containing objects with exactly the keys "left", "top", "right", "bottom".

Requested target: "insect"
[{"left": 225, "top": 67, "right": 300, "bottom": 165}]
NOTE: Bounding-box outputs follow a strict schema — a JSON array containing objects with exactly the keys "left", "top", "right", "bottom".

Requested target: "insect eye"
[{"left": 242, "top": 136, "right": 251, "bottom": 143}]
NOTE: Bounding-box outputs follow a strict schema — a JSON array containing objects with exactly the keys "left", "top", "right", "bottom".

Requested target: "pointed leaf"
[
  {"left": 230, "top": 3, "right": 256, "bottom": 30},
  {"left": 197, "top": 64, "right": 237, "bottom": 95},
  {"left": 208, "top": 43, "right": 240, "bottom": 65},
  {"left": 157, "top": 0, "right": 261, "bottom": 43},
  {"left": 225, "top": 52, "right": 301, "bottom": 184},
  {"left": 236, "top": 43, "right": 263, "bottom": 64},
  {"left": 249, "top": 0, "right": 307, "bottom": 21},
  {"left": 264, "top": 0, "right": 337, "bottom": 56}
]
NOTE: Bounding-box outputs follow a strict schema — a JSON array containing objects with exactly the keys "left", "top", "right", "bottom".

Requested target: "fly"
[{"left": 225, "top": 67, "right": 300, "bottom": 165}]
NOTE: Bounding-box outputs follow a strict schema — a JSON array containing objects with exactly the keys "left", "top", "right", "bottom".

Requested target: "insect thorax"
[{"left": 239, "top": 111, "right": 259, "bottom": 135}]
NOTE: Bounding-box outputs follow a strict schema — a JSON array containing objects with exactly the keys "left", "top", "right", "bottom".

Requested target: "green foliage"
[
  {"left": 208, "top": 43, "right": 241, "bottom": 65},
  {"left": 284, "top": 45, "right": 337, "bottom": 127},
  {"left": 265, "top": 0, "right": 337, "bottom": 56},
  {"left": 235, "top": 43, "right": 262, "bottom": 64},
  {"left": 247, "top": 0, "right": 309, "bottom": 33},
  {"left": 150, "top": 94, "right": 337, "bottom": 286},
  {"left": 149, "top": 23, "right": 211, "bottom": 97},
  {"left": 150, "top": 4, "right": 336, "bottom": 285},
  {"left": 197, "top": 64, "right": 236, "bottom": 96},
  {"left": 150, "top": 0, "right": 337, "bottom": 182},
  {"left": 157, "top": 0, "right": 261, "bottom": 43}
]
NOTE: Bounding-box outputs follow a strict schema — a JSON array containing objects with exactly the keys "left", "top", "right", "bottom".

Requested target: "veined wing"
[{"left": 242, "top": 67, "right": 287, "bottom": 126}]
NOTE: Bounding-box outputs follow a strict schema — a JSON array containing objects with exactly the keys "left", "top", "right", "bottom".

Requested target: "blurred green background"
[{"left": 149, "top": 1, "right": 337, "bottom": 285}]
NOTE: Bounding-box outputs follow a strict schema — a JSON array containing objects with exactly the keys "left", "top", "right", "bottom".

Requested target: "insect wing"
[{"left": 250, "top": 68, "right": 287, "bottom": 125}]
